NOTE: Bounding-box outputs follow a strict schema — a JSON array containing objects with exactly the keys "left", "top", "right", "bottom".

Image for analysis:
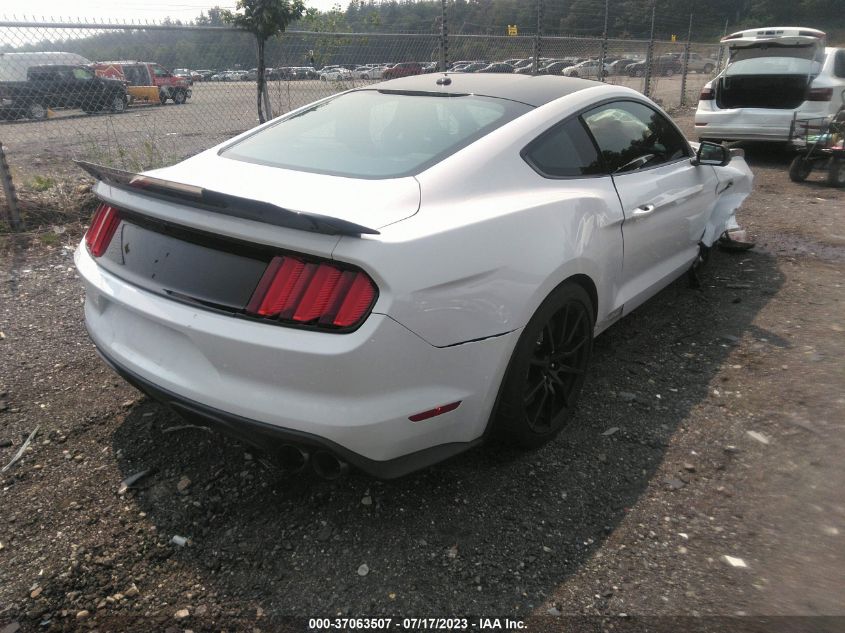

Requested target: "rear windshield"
[
  {"left": 726, "top": 57, "right": 822, "bottom": 76},
  {"left": 221, "top": 89, "right": 531, "bottom": 178}
]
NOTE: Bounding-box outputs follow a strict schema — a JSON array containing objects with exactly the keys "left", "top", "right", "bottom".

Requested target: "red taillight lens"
[
  {"left": 246, "top": 255, "right": 377, "bottom": 329},
  {"left": 84, "top": 203, "right": 121, "bottom": 257},
  {"left": 699, "top": 86, "right": 715, "bottom": 100},
  {"left": 807, "top": 87, "right": 833, "bottom": 101}
]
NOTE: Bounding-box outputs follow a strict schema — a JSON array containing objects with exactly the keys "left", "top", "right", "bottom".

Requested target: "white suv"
[{"left": 695, "top": 27, "right": 845, "bottom": 143}]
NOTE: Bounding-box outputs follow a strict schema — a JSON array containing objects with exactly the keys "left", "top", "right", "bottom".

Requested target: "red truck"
[{"left": 92, "top": 61, "right": 191, "bottom": 105}]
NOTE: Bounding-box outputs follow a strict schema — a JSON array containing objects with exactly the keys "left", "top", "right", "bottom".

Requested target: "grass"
[{"left": 27, "top": 175, "right": 56, "bottom": 192}]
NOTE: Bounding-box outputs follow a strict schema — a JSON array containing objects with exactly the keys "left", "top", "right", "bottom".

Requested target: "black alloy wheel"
[{"left": 492, "top": 282, "right": 594, "bottom": 448}]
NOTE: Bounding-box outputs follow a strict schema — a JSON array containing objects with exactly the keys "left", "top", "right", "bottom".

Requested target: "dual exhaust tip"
[{"left": 277, "top": 444, "right": 349, "bottom": 480}]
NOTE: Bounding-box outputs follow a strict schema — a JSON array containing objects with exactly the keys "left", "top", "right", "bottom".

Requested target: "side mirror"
[{"left": 694, "top": 141, "right": 731, "bottom": 166}]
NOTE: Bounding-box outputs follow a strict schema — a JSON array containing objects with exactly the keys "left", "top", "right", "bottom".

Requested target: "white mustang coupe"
[{"left": 75, "top": 73, "right": 753, "bottom": 479}]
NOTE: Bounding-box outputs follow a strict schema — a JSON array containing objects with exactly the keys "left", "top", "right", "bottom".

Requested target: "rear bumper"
[
  {"left": 95, "top": 345, "right": 482, "bottom": 479},
  {"left": 75, "top": 243, "right": 518, "bottom": 477},
  {"left": 695, "top": 103, "right": 831, "bottom": 142}
]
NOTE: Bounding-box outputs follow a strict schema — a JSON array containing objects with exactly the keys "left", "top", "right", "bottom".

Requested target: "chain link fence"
[{"left": 0, "top": 16, "right": 723, "bottom": 230}]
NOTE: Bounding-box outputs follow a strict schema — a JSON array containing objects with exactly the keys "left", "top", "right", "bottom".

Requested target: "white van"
[
  {"left": 0, "top": 51, "right": 92, "bottom": 83},
  {"left": 694, "top": 27, "right": 845, "bottom": 142}
]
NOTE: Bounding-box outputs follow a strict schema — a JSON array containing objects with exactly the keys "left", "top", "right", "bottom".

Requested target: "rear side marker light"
[
  {"left": 247, "top": 255, "right": 377, "bottom": 329},
  {"left": 807, "top": 87, "right": 833, "bottom": 102},
  {"left": 85, "top": 203, "right": 121, "bottom": 257},
  {"left": 409, "top": 401, "right": 462, "bottom": 422}
]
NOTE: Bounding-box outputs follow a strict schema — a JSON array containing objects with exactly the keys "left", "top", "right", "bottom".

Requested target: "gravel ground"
[{"left": 1, "top": 112, "right": 844, "bottom": 632}]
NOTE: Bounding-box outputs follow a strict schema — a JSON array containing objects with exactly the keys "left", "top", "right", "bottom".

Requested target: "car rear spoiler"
[{"left": 74, "top": 160, "right": 380, "bottom": 237}]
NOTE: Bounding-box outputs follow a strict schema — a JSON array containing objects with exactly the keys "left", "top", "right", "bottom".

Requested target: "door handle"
[{"left": 632, "top": 204, "right": 656, "bottom": 217}]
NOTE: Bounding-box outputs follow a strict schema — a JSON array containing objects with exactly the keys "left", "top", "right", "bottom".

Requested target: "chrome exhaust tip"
[
  {"left": 278, "top": 444, "right": 309, "bottom": 474},
  {"left": 311, "top": 450, "right": 349, "bottom": 480}
]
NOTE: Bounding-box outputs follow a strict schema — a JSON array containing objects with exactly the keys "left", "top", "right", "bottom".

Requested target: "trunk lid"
[
  {"left": 717, "top": 27, "right": 826, "bottom": 110},
  {"left": 149, "top": 151, "right": 421, "bottom": 232}
]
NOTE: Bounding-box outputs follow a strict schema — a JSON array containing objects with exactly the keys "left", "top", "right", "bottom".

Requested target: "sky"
[{"left": 1, "top": 0, "right": 341, "bottom": 22}]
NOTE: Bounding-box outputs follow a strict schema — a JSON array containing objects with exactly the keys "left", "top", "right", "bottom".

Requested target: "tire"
[
  {"left": 110, "top": 94, "right": 126, "bottom": 113},
  {"left": 663, "top": 68, "right": 675, "bottom": 77},
  {"left": 172, "top": 90, "right": 186, "bottom": 105},
  {"left": 569, "top": 71, "right": 579, "bottom": 78},
  {"left": 634, "top": 68, "right": 644, "bottom": 77},
  {"left": 827, "top": 158, "right": 845, "bottom": 187},
  {"left": 703, "top": 64, "right": 714, "bottom": 74},
  {"left": 159, "top": 92, "right": 169, "bottom": 105},
  {"left": 361, "top": 74, "right": 370, "bottom": 80},
  {"left": 490, "top": 282, "right": 594, "bottom": 449},
  {"left": 789, "top": 155, "right": 813, "bottom": 182},
  {"left": 28, "top": 102, "right": 47, "bottom": 120}
]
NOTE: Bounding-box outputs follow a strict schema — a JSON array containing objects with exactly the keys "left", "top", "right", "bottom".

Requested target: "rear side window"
[
  {"left": 582, "top": 101, "right": 689, "bottom": 173},
  {"left": 222, "top": 90, "right": 531, "bottom": 179},
  {"left": 523, "top": 118, "right": 604, "bottom": 178}
]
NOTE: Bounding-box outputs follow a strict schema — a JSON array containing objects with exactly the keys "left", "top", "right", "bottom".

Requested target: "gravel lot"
[{"left": 1, "top": 112, "right": 844, "bottom": 632}]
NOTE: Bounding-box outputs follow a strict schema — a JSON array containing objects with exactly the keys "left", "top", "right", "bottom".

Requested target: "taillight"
[
  {"left": 699, "top": 86, "right": 715, "bottom": 100},
  {"left": 246, "top": 255, "right": 377, "bottom": 329},
  {"left": 807, "top": 87, "right": 833, "bottom": 101},
  {"left": 84, "top": 203, "right": 121, "bottom": 257}
]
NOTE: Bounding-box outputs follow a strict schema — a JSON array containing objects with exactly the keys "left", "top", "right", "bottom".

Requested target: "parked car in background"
[
  {"left": 290, "top": 67, "right": 319, "bottom": 80},
  {"left": 196, "top": 69, "right": 214, "bottom": 81},
  {"left": 685, "top": 52, "right": 718, "bottom": 74},
  {"left": 319, "top": 66, "right": 353, "bottom": 81},
  {"left": 608, "top": 58, "right": 638, "bottom": 75},
  {"left": 448, "top": 60, "right": 487, "bottom": 70},
  {"left": 172, "top": 68, "right": 194, "bottom": 85},
  {"left": 93, "top": 61, "right": 191, "bottom": 104},
  {"left": 563, "top": 60, "right": 608, "bottom": 79},
  {"left": 75, "top": 73, "right": 752, "bottom": 479},
  {"left": 627, "top": 54, "right": 682, "bottom": 77},
  {"left": 382, "top": 62, "right": 425, "bottom": 79},
  {"left": 457, "top": 62, "right": 488, "bottom": 73},
  {"left": 0, "top": 51, "right": 91, "bottom": 82},
  {"left": 478, "top": 63, "right": 515, "bottom": 74},
  {"left": 244, "top": 68, "right": 259, "bottom": 81},
  {"left": 540, "top": 60, "right": 576, "bottom": 75},
  {"left": 0, "top": 64, "right": 127, "bottom": 120},
  {"left": 353, "top": 65, "right": 385, "bottom": 80},
  {"left": 696, "top": 26, "right": 844, "bottom": 143}
]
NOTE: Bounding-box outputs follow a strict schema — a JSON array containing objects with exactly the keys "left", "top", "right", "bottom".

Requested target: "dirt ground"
[{"left": 0, "top": 111, "right": 844, "bottom": 633}]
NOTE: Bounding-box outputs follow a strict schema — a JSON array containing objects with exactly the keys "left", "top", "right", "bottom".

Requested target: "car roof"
[{"left": 367, "top": 73, "right": 597, "bottom": 107}]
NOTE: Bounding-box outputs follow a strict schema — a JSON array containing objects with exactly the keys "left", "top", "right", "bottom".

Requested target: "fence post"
[
  {"left": 532, "top": 0, "right": 544, "bottom": 75},
  {"left": 643, "top": 0, "right": 656, "bottom": 97},
  {"left": 715, "top": 17, "right": 729, "bottom": 74},
  {"left": 439, "top": 0, "right": 448, "bottom": 72},
  {"left": 0, "top": 143, "right": 22, "bottom": 232},
  {"left": 680, "top": 12, "right": 693, "bottom": 106},
  {"left": 598, "top": 0, "right": 609, "bottom": 82}
]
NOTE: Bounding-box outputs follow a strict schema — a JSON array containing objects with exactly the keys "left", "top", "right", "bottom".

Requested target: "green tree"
[{"left": 222, "top": 0, "right": 306, "bottom": 123}]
